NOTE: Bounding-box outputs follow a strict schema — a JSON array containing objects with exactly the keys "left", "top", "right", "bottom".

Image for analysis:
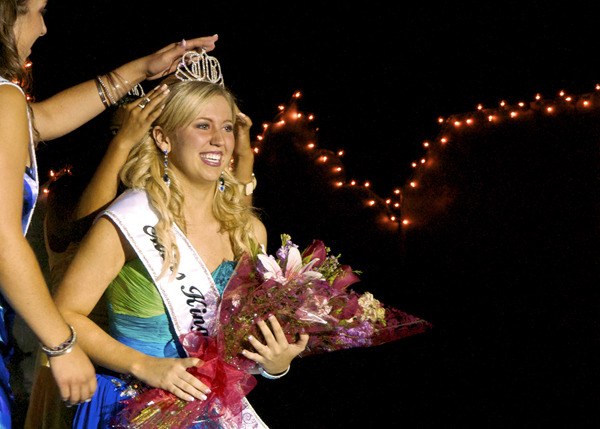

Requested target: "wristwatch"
[{"left": 240, "top": 174, "right": 257, "bottom": 196}]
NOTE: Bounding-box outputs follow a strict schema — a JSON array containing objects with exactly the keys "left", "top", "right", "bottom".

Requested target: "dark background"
[
  {"left": 21, "top": 1, "right": 600, "bottom": 427},
  {"left": 32, "top": 0, "right": 600, "bottom": 195}
]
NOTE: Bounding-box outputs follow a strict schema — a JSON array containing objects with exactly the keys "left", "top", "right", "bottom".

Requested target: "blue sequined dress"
[
  {"left": 72, "top": 258, "right": 238, "bottom": 429},
  {"left": 0, "top": 77, "right": 39, "bottom": 429}
]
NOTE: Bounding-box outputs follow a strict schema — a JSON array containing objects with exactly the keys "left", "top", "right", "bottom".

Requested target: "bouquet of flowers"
[
  {"left": 112, "top": 234, "right": 431, "bottom": 428},
  {"left": 219, "top": 234, "right": 431, "bottom": 371}
]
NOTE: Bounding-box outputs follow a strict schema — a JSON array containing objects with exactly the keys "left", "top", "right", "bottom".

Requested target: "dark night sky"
[
  {"left": 21, "top": 1, "right": 600, "bottom": 427},
  {"left": 32, "top": 0, "right": 600, "bottom": 195}
]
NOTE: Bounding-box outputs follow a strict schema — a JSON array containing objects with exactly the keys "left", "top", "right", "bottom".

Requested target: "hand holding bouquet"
[{"left": 113, "top": 234, "right": 431, "bottom": 427}]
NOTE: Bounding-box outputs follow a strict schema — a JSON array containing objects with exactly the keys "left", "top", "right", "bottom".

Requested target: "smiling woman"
[{"left": 47, "top": 53, "right": 309, "bottom": 425}]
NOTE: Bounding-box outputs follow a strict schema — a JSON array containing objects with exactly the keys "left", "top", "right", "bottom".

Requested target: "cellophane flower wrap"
[
  {"left": 112, "top": 234, "right": 431, "bottom": 428},
  {"left": 220, "top": 234, "right": 431, "bottom": 369}
]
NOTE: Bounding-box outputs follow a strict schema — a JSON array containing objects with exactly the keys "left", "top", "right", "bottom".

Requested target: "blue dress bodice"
[{"left": 0, "top": 76, "right": 39, "bottom": 426}]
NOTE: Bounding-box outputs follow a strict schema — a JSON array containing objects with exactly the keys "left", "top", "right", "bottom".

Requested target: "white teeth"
[{"left": 201, "top": 153, "right": 222, "bottom": 162}]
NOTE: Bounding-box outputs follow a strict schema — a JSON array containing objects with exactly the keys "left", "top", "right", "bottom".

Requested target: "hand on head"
[{"left": 111, "top": 84, "right": 170, "bottom": 150}]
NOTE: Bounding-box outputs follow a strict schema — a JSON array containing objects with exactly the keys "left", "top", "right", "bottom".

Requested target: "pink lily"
[{"left": 257, "top": 246, "right": 323, "bottom": 285}]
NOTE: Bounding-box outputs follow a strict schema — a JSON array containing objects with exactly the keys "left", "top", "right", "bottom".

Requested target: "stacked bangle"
[
  {"left": 40, "top": 325, "right": 77, "bottom": 358},
  {"left": 94, "top": 77, "right": 110, "bottom": 109},
  {"left": 95, "top": 71, "right": 133, "bottom": 109},
  {"left": 259, "top": 365, "right": 290, "bottom": 380}
]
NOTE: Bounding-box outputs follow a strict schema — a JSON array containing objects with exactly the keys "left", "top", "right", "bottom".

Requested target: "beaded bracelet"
[
  {"left": 94, "top": 77, "right": 110, "bottom": 109},
  {"left": 97, "top": 75, "right": 117, "bottom": 106},
  {"left": 40, "top": 325, "right": 77, "bottom": 358},
  {"left": 259, "top": 365, "right": 290, "bottom": 380}
]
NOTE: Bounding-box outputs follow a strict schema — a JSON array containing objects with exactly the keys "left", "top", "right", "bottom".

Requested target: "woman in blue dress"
[
  {"left": 53, "top": 69, "right": 309, "bottom": 427},
  {"left": 0, "top": 1, "right": 218, "bottom": 426}
]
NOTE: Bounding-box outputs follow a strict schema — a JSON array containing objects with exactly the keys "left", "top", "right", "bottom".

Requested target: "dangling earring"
[
  {"left": 218, "top": 172, "right": 225, "bottom": 192},
  {"left": 162, "top": 149, "right": 171, "bottom": 187}
]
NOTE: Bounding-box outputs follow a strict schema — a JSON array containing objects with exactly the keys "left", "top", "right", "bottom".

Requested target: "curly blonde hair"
[{"left": 120, "top": 80, "right": 259, "bottom": 278}]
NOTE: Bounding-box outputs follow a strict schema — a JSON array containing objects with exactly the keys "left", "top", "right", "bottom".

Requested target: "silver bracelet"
[
  {"left": 259, "top": 365, "right": 290, "bottom": 380},
  {"left": 40, "top": 325, "right": 77, "bottom": 357}
]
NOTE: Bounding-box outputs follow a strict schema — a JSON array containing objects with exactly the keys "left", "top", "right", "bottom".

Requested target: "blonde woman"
[{"left": 54, "top": 79, "right": 308, "bottom": 428}]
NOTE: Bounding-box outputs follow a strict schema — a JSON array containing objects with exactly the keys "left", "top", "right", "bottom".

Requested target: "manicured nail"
[{"left": 248, "top": 335, "right": 254, "bottom": 341}]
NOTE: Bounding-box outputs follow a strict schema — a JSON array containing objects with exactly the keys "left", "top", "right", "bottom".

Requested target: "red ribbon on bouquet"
[{"left": 112, "top": 334, "right": 256, "bottom": 429}]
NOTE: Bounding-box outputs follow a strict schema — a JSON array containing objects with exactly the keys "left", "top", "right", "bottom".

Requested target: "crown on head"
[{"left": 175, "top": 49, "right": 224, "bottom": 87}]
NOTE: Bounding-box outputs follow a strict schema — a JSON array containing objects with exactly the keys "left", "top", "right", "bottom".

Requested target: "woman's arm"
[
  {"left": 233, "top": 111, "right": 256, "bottom": 206},
  {"left": 54, "top": 217, "right": 211, "bottom": 401},
  {"left": 75, "top": 86, "right": 168, "bottom": 219},
  {"left": 0, "top": 85, "right": 96, "bottom": 405},
  {"left": 31, "top": 35, "right": 218, "bottom": 141}
]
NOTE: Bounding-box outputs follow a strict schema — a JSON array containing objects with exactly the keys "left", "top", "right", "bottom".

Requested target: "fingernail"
[
  {"left": 248, "top": 335, "right": 254, "bottom": 341},
  {"left": 178, "top": 39, "right": 187, "bottom": 47},
  {"left": 205, "top": 388, "right": 211, "bottom": 394}
]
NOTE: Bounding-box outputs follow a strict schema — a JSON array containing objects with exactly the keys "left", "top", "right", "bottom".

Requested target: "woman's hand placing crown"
[{"left": 144, "top": 35, "right": 219, "bottom": 81}]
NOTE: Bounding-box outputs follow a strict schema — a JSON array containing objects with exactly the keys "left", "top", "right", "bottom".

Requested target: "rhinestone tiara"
[{"left": 175, "top": 49, "right": 224, "bottom": 87}]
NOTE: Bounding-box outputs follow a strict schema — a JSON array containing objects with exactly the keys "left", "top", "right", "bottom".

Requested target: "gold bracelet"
[{"left": 240, "top": 173, "right": 257, "bottom": 196}]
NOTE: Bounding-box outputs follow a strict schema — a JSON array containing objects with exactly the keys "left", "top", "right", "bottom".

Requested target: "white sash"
[
  {"left": 103, "top": 188, "right": 220, "bottom": 337},
  {"left": 102, "top": 188, "right": 268, "bottom": 429}
]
